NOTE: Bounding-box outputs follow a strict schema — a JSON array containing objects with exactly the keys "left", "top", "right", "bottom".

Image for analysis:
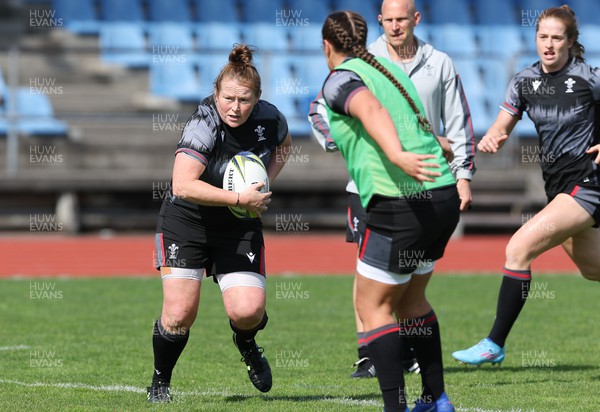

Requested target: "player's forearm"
[{"left": 173, "top": 179, "right": 238, "bottom": 207}]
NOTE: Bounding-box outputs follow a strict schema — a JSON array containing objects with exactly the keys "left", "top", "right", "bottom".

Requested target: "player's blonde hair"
[{"left": 215, "top": 44, "right": 262, "bottom": 97}]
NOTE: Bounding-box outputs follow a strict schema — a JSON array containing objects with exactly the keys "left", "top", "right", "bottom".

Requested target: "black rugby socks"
[
  {"left": 152, "top": 318, "right": 189, "bottom": 385},
  {"left": 403, "top": 310, "right": 444, "bottom": 402},
  {"left": 364, "top": 324, "right": 407, "bottom": 412},
  {"left": 488, "top": 267, "right": 531, "bottom": 347}
]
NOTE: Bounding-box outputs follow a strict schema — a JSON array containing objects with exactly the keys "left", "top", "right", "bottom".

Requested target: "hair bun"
[{"left": 229, "top": 44, "right": 255, "bottom": 66}]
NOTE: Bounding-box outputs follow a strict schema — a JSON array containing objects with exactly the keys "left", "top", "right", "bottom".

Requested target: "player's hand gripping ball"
[{"left": 223, "top": 151, "right": 270, "bottom": 218}]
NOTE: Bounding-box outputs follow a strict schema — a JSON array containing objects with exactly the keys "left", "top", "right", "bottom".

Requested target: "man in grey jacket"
[{"left": 308, "top": 0, "right": 475, "bottom": 387}]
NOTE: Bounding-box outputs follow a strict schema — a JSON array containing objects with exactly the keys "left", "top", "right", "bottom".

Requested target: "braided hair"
[
  {"left": 537, "top": 5, "right": 585, "bottom": 62},
  {"left": 322, "top": 11, "right": 432, "bottom": 132}
]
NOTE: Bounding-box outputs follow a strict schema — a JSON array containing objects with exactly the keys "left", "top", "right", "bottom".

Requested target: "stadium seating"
[
  {"left": 289, "top": 26, "right": 323, "bottom": 52},
  {"left": 428, "top": 0, "right": 472, "bottom": 25},
  {"left": 474, "top": 1, "right": 517, "bottom": 25},
  {"left": 568, "top": 0, "right": 600, "bottom": 25},
  {"left": 99, "top": 23, "right": 150, "bottom": 69},
  {"left": 149, "top": 23, "right": 195, "bottom": 51},
  {"left": 53, "top": 0, "right": 101, "bottom": 34},
  {"left": 150, "top": 61, "right": 209, "bottom": 102},
  {"left": 241, "top": 0, "right": 285, "bottom": 23},
  {"left": 195, "top": 23, "right": 244, "bottom": 51},
  {"left": 578, "top": 25, "right": 600, "bottom": 54},
  {"left": 242, "top": 23, "right": 290, "bottom": 52},
  {"left": 333, "top": 0, "right": 378, "bottom": 24},
  {"left": 14, "top": 87, "right": 68, "bottom": 136},
  {"left": 147, "top": 0, "right": 192, "bottom": 22},
  {"left": 429, "top": 25, "right": 478, "bottom": 57},
  {"left": 287, "top": 0, "right": 331, "bottom": 24},
  {"left": 99, "top": 0, "right": 144, "bottom": 22},
  {"left": 478, "top": 25, "right": 525, "bottom": 58},
  {"left": 194, "top": 0, "right": 239, "bottom": 22}
]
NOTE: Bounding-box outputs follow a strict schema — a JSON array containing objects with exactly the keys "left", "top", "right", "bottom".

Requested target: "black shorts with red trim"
[
  {"left": 346, "top": 192, "right": 366, "bottom": 243},
  {"left": 155, "top": 196, "right": 266, "bottom": 277},
  {"left": 567, "top": 184, "right": 600, "bottom": 228},
  {"left": 358, "top": 185, "right": 460, "bottom": 274}
]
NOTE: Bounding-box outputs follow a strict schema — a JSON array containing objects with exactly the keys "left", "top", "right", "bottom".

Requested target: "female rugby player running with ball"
[{"left": 147, "top": 44, "right": 291, "bottom": 402}]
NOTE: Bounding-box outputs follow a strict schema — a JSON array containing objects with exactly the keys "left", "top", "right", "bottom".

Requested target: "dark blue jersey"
[
  {"left": 501, "top": 58, "right": 600, "bottom": 199},
  {"left": 172, "top": 95, "right": 288, "bottom": 227}
]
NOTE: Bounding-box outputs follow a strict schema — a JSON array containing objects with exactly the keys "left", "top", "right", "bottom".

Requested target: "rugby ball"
[{"left": 223, "top": 151, "right": 269, "bottom": 219}]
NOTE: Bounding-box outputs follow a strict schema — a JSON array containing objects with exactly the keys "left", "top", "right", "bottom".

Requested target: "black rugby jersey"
[
  {"left": 501, "top": 58, "right": 600, "bottom": 199},
  {"left": 172, "top": 95, "right": 288, "bottom": 227}
]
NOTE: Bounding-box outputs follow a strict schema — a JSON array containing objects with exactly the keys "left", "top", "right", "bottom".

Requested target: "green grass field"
[{"left": 2, "top": 274, "right": 600, "bottom": 411}]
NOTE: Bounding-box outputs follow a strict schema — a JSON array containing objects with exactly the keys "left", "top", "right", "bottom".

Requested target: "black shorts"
[
  {"left": 155, "top": 198, "right": 265, "bottom": 277},
  {"left": 346, "top": 192, "right": 366, "bottom": 243},
  {"left": 358, "top": 185, "right": 460, "bottom": 274},
  {"left": 568, "top": 184, "right": 600, "bottom": 228}
]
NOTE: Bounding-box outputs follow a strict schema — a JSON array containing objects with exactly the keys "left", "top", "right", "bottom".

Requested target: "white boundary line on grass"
[
  {"left": 0, "top": 345, "right": 30, "bottom": 351},
  {"left": 0, "top": 379, "right": 509, "bottom": 411}
]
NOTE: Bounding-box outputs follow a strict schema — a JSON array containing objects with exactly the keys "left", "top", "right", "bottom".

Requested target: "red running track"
[{"left": 0, "top": 234, "right": 578, "bottom": 277}]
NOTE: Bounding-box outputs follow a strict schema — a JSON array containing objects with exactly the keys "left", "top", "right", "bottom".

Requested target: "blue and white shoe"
[
  {"left": 452, "top": 338, "right": 505, "bottom": 366},
  {"left": 412, "top": 392, "right": 455, "bottom": 412}
]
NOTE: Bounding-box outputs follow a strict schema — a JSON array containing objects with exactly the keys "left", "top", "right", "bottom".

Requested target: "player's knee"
[
  {"left": 228, "top": 304, "right": 264, "bottom": 328},
  {"left": 505, "top": 239, "right": 534, "bottom": 268},
  {"left": 162, "top": 306, "right": 197, "bottom": 332}
]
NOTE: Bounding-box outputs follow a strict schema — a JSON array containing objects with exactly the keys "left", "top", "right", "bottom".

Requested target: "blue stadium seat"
[
  {"left": 295, "top": 55, "right": 331, "bottom": 99},
  {"left": 194, "top": 0, "right": 239, "bottom": 22},
  {"left": 428, "top": 0, "right": 472, "bottom": 24},
  {"left": 15, "top": 88, "right": 68, "bottom": 136},
  {"left": 99, "top": 0, "right": 144, "bottom": 22},
  {"left": 453, "top": 59, "right": 484, "bottom": 100},
  {"left": 568, "top": 0, "right": 600, "bottom": 25},
  {"left": 413, "top": 23, "right": 430, "bottom": 44},
  {"left": 241, "top": 0, "right": 285, "bottom": 23},
  {"left": 148, "top": 0, "right": 192, "bottom": 22},
  {"left": 473, "top": 1, "right": 517, "bottom": 25},
  {"left": 102, "top": 24, "right": 149, "bottom": 62},
  {"left": 465, "top": 94, "right": 490, "bottom": 136},
  {"left": 195, "top": 23, "right": 243, "bottom": 51},
  {"left": 99, "top": 23, "right": 150, "bottom": 69},
  {"left": 53, "top": 0, "right": 101, "bottom": 35},
  {"left": 150, "top": 61, "right": 210, "bottom": 102},
  {"left": 333, "top": 0, "right": 378, "bottom": 24},
  {"left": 578, "top": 25, "right": 600, "bottom": 55},
  {"left": 149, "top": 24, "right": 195, "bottom": 52},
  {"left": 514, "top": 53, "right": 538, "bottom": 73},
  {"left": 195, "top": 52, "right": 237, "bottom": 87},
  {"left": 287, "top": 0, "right": 331, "bottom": 25},
  {"left": 429, "top": 25, "right": 477, "bottom": 57},
  {"left": 478, "top": 57, "right": 511, "bottom": 102},
  {"left": 290, "top": 26, "right": 322, "bottom": 51},
  {"left": 242, "top": 24, "right": 289, "bottom": 52},
  {"left": 478, "top": 25, "right": 524, "bottom": 58}
]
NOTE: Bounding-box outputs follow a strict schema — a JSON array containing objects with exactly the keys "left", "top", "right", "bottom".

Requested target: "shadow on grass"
[{"left": 225, "top": 393, "right": 380, "bottom": 403}]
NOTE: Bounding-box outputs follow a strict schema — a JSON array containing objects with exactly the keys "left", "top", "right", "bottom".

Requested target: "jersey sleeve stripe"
[
  {"left": 343, "top": 85, "right": 368, "bottom": 115},
  {"left": 500, "top": 102, "right": 521, "bottom": 118},
  {"left": 175, "top": 148, "right": 208, "bottom": 165}
]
